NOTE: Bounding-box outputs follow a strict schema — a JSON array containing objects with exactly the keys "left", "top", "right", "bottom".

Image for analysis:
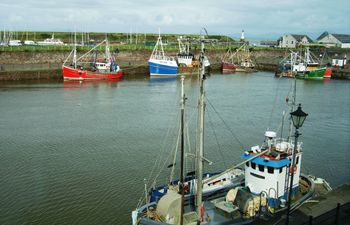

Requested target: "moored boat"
[
  {"left": 37, "top": 34, "right": 64, "bottom": 46},
  {"left": 222, "top": 43, "right": 256, "bottom": 73},
  {"left": 296, "top": 67, "right": 326, "bottom": 79},
  {"left": 222, "top": 62, "right": 237, "bottom": 73},
  {"left": 132, "top": 44, "right": 330, "bottom": 225},
  {"left": 148, "top": 31, "right": 178, "bottom": 76},
  {"left": 177, "top": 37, "right": 195, "bottom": 67},
  {"left": 62, "top": 38, "right": 123, "bottom": 80}
]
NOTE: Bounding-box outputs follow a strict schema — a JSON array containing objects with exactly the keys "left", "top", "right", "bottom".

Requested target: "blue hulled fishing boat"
[{"left": 148, "top": 31, "right": 178, "bottom": 76}]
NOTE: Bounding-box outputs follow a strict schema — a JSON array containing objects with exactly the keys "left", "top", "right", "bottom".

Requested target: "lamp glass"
[{"left": 290, "top": 104, "right": 308, "bottom": 129}]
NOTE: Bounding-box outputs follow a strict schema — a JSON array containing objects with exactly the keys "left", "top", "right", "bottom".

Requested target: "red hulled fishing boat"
[{"left": 62, "top": 38, "right": 123, "bottom": 80}]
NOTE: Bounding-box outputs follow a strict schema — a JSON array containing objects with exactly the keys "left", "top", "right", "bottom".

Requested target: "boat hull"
[
  {"left": 296, "top": 67, "right": 326, "bottom": 79},
  {"left": 222, "top": 62, "right": 237, "bottom": 73},
  {"left": 62, "top": 66, "right": 123, "bottom": 80},
  {"left": 148, "top": 60, "right": 178, "bottom": 76},
  {"left": 324, "top": 67, "right": 332, "bottom": 78},
  {"left": 236, "top": 66, "right": 257, "bottom": 73}
]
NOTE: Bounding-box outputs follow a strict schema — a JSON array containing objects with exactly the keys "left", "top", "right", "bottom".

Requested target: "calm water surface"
[{"left": 0, "top": 72, "right": 349, "bottom": 224}]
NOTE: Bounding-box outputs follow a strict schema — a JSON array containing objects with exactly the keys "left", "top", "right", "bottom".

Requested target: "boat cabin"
[{"left": 243, "top": 131, "right": 302, "bottom": 207}]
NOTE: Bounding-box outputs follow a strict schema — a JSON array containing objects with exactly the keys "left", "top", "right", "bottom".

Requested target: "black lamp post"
[{"left": 285, "top": 104, "right": 308, "bottom": 225}]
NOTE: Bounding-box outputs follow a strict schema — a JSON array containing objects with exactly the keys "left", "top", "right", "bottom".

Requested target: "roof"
[
  {"left": 317, "top": 31, "right": 329, "bottom": 41},
  {"left": 242, "top": 153, "right": 291, "bottom": 168},
  {"left": 332, "top": 34, "right": 350, "bottom": 43},
  {"left": 316, "top": 32, "right": 350, "bottom": 43},
  {"left": 291, "top": 34, "right": 313, "bottom": 43}
]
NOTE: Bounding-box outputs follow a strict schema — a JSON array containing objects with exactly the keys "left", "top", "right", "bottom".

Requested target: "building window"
[
  {"left": 251, "top": 162, "right": 256, "bottom": 169},
  {"left": 296, "top": 156, "right": 299, "bottom": 164},
  {"left": 246, "top": 162, "right": 249, "bottom": 167},
  {"left": 279, "top": 167, "right": 283, "bottom": 173},
  {"left": 268, "top": 166, "right": 274, "bottom": 174},
  {"left": 259, "top": 165, "right": 264, "bottom": 172}
]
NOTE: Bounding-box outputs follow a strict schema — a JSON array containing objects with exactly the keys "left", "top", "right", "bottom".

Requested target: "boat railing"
[
  {"left": 274, "top": 138, "right": 302, "bottom": 154},
  {"left": 150, "top": 54, "right": 176, "bottom": 62}
]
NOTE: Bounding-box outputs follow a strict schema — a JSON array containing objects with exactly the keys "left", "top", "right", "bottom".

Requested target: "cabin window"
[
  {"left": 296, "top": 156, "right": 299, "bottom": 164},
  {"left": 268, "top": 166, "right": 274, "bottom": 174},
  {"left": 246, "top": 162, "right": 249, "bottom": 167},
  {"left": 251, "top": 162, "right": 256, "bottom": 169},
  {"left": 279, "top": 167, "right": 283, "bottom": 173},
  {"left": 250, "top": 172, "right": 265, "bottom": 179},
  {"left": 258, "top": 165, "right": 264, "bottom": 172}
]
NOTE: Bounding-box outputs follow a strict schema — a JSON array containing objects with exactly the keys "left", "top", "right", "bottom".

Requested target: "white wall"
[
  {"left": 341, "top": 43, "right": 350, "bottom": 48},
  {"left": 318, "top": 34, "right": 341, "bottom": 46},
  {"left": 280, "top": 35, "right": 297, "bottom": 48}
]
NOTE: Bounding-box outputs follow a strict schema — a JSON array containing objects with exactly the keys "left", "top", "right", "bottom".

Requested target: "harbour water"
[{"left": 0, "top": 72, "right": 349, "bottom": 225}]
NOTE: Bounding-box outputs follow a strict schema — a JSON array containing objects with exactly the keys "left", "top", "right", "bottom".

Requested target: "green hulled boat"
[{"left": 296, "top": 67, "right": 326, "bottom": 79}]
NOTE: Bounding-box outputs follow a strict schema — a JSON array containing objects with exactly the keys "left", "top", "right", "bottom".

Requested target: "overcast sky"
[{"left": 1, "top": 0, "right": 349, "bottom": 40}]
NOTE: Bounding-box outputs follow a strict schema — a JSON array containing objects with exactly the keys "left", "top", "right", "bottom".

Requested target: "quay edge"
[{"left": 0, "top": 49, "right": 349, "bottom": 81}]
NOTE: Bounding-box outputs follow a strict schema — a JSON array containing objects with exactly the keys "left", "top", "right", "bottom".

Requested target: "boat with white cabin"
[
  {"left": 148, "top": 31, "right": 178, "bottom": 76},
  {"left": 132, "top": 40, "right": 330, "bottom": 225}
]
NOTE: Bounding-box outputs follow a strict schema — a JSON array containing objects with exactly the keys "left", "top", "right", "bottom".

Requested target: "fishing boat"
[
  {"left": 148, "top": 32, "right": 178, "bottom": 76},
  {"left": 221, "top": 47, "right": 237, "bottom": 73},
  {"left": 132, "top": 41, "right": 330, "bottom": 225},
  {"left": 275, "top": 51, "right": 304, "bottom": 78},
  {"left": 177, "top": 37, "right": 195, "bottom": 67},
  {"left": 62, "top": 38, "right": 123, "bottom": 80},
  {"left": 293, "top": 48, "right": 332, "bottom": 79},
  {"left": 147, "top": 40, "right": 244, "bottom": 204},
  {"left": 222, "top": 43, "right": 256, "bottom": 73},
  {"left": 296, "top": 67, "right": 327, "bottom": 79}
]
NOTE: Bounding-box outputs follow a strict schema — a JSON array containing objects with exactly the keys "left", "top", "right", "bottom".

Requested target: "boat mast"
[
  {"left": 196, "top": 37, "right": 206, "bottom": 220},
  {"left": 105, "top": 36, "right": 112, "bottom": 63},
  {"left": 159, "top": 29, "right": 165, "bottom": 58},
  {"left": 179, "top": 75, "right": 186, "bottom": 225},
  {"left": 73, "top": 31, "right": 77, "bottom": 69}
]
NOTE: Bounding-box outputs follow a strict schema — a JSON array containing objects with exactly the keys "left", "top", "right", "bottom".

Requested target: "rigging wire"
[
  {"left": 205, "top": 96, "right": 246, "bottom": 151},
  {"left": 145, "top": 109, "right": 179, "bottom": 189},
  {"left": 206, "top": 107, "right": 227, "bottom": 169},
  {"left": 268, "top": 76, "right": 282, "bottom": 129}
]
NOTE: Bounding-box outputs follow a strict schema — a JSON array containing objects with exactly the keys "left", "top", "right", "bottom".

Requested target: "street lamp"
[
  {"left": 285, "top": 104, "right": 308, "bottom": 225},
  {"left": 290, "top": 104, "right": 308, "bottom": 129}
]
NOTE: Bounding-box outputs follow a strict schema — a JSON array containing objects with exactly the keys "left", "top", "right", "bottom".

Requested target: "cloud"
[{"left": 0, "top": 0, "right": 349, "bottom": 39}]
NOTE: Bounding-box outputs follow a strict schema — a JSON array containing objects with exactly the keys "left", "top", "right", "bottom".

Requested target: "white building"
[
  {"left": 278, "top": 34, "right": 313, "bottom": 48},
  {"left": 332, "top": 54, "right": 347, "bottom": 67},
  {"left": 317, "top": 32, "right": 350, "bottom": 48}
]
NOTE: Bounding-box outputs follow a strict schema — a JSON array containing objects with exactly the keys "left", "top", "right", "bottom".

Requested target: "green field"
[{"left": 0, "top": 31, "right": 238, "bottom": 52}]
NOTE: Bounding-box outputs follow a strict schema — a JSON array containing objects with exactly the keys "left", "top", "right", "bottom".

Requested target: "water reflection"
[
  {"left": 149, "top": 75, "right": 178, "bottom": 84},
  {"left": 63, "top": 79, "right": 123, "bottom": 89}
]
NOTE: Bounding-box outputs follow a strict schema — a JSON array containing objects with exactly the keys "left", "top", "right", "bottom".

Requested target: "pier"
[{"left": 251, "top": 182, "right": 350, "bottom": 225}]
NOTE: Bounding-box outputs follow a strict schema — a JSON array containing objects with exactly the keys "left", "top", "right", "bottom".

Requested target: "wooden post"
[{"left": 335, "top": 203, "right": 340, "bottom": 225}]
